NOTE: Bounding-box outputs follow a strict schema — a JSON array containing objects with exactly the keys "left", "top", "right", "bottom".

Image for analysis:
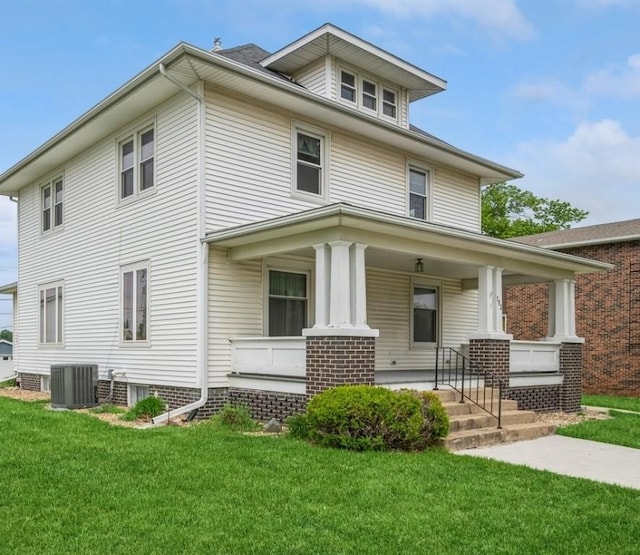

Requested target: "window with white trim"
[
  {"left": 293, "top": 124, "right": 328, "bottom": 198},
  {"left": 128, "top": 384, "right": 149, "bottom": 405},
  {"left": 412, "top": 284, "right": 439, "bottom": 345},
  {"left": 39, "top": 281, "right": 63, "bottom": 344},
  {"left": 408, "top": 165, "right": 430, "bottom": 220},
  {"left": 119, "top": 125, "right": 155, "bottom": 201},
  {"left": 337, "top": 66, "right": 399, "bottom": 122},
  {"left": 122, "top": 262, "right": 148, "bottom": 343},
  {"left": 41, "top": 177, "right": 64, "bottom": 233},
  {"left": 268, "top": 270, "right": 308, "bottom": 336}
]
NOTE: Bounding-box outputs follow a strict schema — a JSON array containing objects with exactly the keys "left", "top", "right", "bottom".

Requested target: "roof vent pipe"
[{"left": 212, "top": 37, "right": 222, "bottom": 52}]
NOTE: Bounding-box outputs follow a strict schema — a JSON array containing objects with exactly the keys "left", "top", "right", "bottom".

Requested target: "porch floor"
[{"left": 375, "top": 370, "right": 485, "bottom": 391}]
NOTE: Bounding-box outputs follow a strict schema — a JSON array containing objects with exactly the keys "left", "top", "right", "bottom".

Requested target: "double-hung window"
[
  {"left": 268, "top": 270, "right": 308, "bottom": 337},
  {"left": 412, "top": 284, "right": 438, "bottom": 345},
  {"left": 293, "top": 124, "right": 328, "bottom": 198},
  {"left": 408, "top": 166, "right": 430, "bottom": 220},
  {"left": 340, "top": 70, "right": 356, "bottom": 102},
  {"left": 122, "top": 262, "right": 149, "bottom": 343},
  {"left": 337, "top": 66, "right": 398, "bottom": 122},
  {"left": 41, "top": 177, "right": 64, "bottom": 233},
  {"left": 119, "top": 125, "right": 155, "bottom": 201},
  {"left": 362, "top": 79, "right": 377, "bottom": 112},
  {"left": 382, "top": 89, "right": 397, "bottom": 119},
  {"left": 39, "top": 281, "right": 63, "bottom": 344}
]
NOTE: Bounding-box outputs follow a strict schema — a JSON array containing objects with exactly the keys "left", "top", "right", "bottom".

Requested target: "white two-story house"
[{"left": 0, "top": 24, "right": 609, "bottom": 420}]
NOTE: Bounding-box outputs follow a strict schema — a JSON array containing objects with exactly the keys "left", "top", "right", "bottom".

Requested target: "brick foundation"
[
  {"left": 507, "top": 385, "right": 562, "bottom": 412},
  {"left": 18, "top": 373, "right": 41, "bottom": 391},
  {"left": 306, "top": 336, "right": 376, "bottom": 396},
  {"left": 560, "top": 342, "right": 583, "bottom": 412},
  {"left": 227, "top": 388, "right": 308, "bottom": 421}
]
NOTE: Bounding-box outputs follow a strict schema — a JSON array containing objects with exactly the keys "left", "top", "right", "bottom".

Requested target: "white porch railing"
[
  {"left": 510, "top": 340, "right": 560, "bottom": 373},
  {"left": 230, "top": 337, "right": 306, "bottom": 378}
]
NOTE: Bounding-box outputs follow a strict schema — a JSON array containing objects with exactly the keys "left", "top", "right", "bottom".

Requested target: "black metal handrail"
[{"left": 434, "top": 347, "right": 504, "bottom": 429}]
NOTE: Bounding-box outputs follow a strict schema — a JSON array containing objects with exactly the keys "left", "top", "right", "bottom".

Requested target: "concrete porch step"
[
  {"left": 448, "top": 409, "right": 537, "bottom": 432},
  {"left": 441, "top": 422, "right": 557, "bottom": 451},
  {"left": 442, "top": 399, "right": 519, "bottom": 416}
]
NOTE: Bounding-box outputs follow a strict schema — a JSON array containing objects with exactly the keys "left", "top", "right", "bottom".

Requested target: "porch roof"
[{"left": 203, "top": 204, "right": 612, "bottom": 284}]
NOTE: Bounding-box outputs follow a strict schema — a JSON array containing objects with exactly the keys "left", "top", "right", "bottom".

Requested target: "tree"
[
  {"left": 0, "top": 329, "right": 12, "bottom": 342},
  {"left": 481, "top": 182, "right": 588, "bottom": 239}
]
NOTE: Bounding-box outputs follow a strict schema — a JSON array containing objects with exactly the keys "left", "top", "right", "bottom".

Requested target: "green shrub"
[
  {"left": 286, "top": 413, "right": 311, "bottom": 439},
  {"left": 211, "top": 404, "right": 260, "bottom": 432},
  {"left": 305, "top": 385, "right": 425, "bottom": 452},
  {"left": 0, "top": 378, "right": 16, "bottom": 388},
  {"left": 123, "top": 395, "right": 167, "bottom": 421},
  {"left": 413, "top": 391, "right": 450, "bottom": 446}
]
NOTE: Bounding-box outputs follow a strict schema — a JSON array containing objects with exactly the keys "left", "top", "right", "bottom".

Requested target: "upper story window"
[
  {"left": 292, "top": 123, "right": 329, "bottom": 200},
  {"left": 408, "top": 165, "right": 431, "bottom": 220},
  {"left": 39, "top": 281, "right": 64, "bottom": 345},
  {"left": 122, "top": 261, "right": 149, "bottom": 343},
  {"left": 119, "top": 125, "right": 155, "bottom": 201},
  {"left": 41, "top": 177, "right": 64, "bottom": 233},
  {"left": 337, "top": 66, "right": 398, "bottom": 123}
]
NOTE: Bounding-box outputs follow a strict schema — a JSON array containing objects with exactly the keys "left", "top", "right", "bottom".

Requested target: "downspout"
[{"left": 152, "top": 69, "right": 208, "bottom": 425}]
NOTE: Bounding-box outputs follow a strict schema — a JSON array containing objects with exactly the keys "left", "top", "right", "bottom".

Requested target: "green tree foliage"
[
  {"left": 0, "top": 330, "right": 12, "bottom": 342},
  {"left": 481, "top": 182, "right": 588, "bottom": 239}
]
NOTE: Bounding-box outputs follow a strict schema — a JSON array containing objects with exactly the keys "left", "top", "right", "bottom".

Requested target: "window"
[
  {"left": 412, "top": 285, "right": 438, "bottom": 345},
  {"left": 122, "top": 263, "right": 148, "bottom": 342},
  {"left": 409, "top": 166, "right": 430, "bottom": 220},
  {"left": 39, "top": 282, "right": 63, "bottom": 344},
  {"left": 294, "top": 125, "right": 327, "bottom": 197},
  {"left": 337, "top": 67, "right": 398, "bottom": 122},
  {"left": 268, "top": 270, "right": 308, "bottom": 336},
  {"left": 119, "top": 125, "right": 155, "bottom": 201},
  {"left": 41, "top": 376, "right": 51, "bottom": 393},
  {"left": 41, "top": 177, "right": 64, "bottom": 232},
  {"left": 340, "top": 70, "right": 356, "bottom": 102},
  {"left": 128, "top": 384, "right": 149, "bottom": 405}
]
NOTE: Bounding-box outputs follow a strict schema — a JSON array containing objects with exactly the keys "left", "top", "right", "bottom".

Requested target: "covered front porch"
[{"left": 205, "top": 203, "right": 610, "bottom": 412}]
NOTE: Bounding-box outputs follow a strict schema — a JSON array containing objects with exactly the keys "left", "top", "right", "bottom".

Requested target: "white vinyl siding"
[
  {"left": 208, "top": 247, "right": 263, "bottom": 386},
  {"left": 292, "top": 57, "right": 328, "bottom": 97},
  {"left": 367, "top": 268, "right": 477, "bottom": 372},
  {"left": 204, "top": 86, "right": 481, "bottom": 231},
  {"left": 16, "top": 91, "right": 200, "bottom": 386}
]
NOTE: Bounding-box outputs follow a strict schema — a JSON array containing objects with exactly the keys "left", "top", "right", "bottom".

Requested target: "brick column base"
[
  {"left": 560, "top": 342, "right": 583, "bottom": 412},
  {"left": 468, "top": 339, "right": 511, "bottom": 396},
  {"left": 306, "top": 336, "right": 376, "bottom": 396}
]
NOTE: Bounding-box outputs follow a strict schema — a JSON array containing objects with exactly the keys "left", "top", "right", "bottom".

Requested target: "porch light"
[{"left": 415, "top": 258, "right": 424, "bottom": 273}]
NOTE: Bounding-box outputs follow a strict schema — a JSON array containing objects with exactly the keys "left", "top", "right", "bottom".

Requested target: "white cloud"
[
  {"left": 511, "top": 79, "right": 589, "bottom": 113},
  {"left": 511, "top": 119, "right": 640, "bottom": 225},
  {"left": 585, "top": 53, "right": 640, "bottom": 98},
  {"left": 344, "top": 0, "right": 535, "bottom": 40}
]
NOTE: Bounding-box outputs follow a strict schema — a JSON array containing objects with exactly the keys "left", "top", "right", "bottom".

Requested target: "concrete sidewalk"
[{"left": 457, "top": 435, "right": 640, "bottom": 490}]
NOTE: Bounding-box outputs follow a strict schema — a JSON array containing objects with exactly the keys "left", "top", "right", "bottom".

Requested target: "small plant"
[
  {"left": 286, "top": 413, "right": 311, "bottom": 439},
  {"left": 0, "top": 378, "right": 16, "bottom": 388},
  {"left": 123, "top": 395, "right": 167, "bottom": 421},
  {"left": 211, "top": 404, "right": 261, "bottom": 432}
]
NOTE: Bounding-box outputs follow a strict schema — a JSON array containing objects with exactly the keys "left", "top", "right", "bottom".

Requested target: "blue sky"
[{"left": 1, "top": 0, "right": 639, "bottom": 328}]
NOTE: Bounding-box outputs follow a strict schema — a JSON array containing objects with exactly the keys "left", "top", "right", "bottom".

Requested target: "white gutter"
[{"left": 152, "top": 77, "right": 208, "bottom": 425}]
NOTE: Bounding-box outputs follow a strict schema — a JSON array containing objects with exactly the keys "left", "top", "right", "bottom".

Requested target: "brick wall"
[
  {"left": 468, "top": 339, "right": 510, "bottom": 396},
  {"left": 505, "top": 240, "right": 640, "bottom": 396},
  {"left": 560, "top": 343, "right": 583, "bottom": 412},
  {"left": 18, "top": 373, "right": 41, "bottom": 391},
  {"left": 507, "top": 385, "right": 561, "bottom": 412},
  {"left": 306, "top": 336, "right": 376, "bottom": 396},
  {"left": 227, "top": 388, "right": 308, "bottom": 421}
]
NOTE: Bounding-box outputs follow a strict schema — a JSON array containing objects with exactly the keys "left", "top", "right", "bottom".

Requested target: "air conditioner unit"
[{"left": 50, "top": 365, "right": 99, "bottom": 409}]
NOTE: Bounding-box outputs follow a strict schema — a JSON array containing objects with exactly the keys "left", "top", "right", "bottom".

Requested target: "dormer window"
[
  {"left": 340, "top": 70, "right": 356, "bottom": 102},
  {"left": 337, "top": 66, "right": 398, "bottom": 122}
]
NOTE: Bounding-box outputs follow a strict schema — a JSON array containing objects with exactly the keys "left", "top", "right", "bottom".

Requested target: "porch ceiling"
[{"left": 204, "top": 204, "right": 613, "bottom": 285}]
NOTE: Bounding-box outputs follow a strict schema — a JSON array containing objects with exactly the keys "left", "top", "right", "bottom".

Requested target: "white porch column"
[
  {"left": 303, "top": 241, "right": 378, "bottom": 338},
  {"left": 351, "top": 243, "right": 368, "bottom": 328},
  {"left": 547, "top": 279, "right": 583, "bottom": 343},
  {"left": 312, "top": 243, "right": 329, "bottom": 329},
  {"left": 472, "top": 265, "right": 512, "bottom": 340},
  {"left": 328, "top": 240, "right": 352, "bottom": 328}
]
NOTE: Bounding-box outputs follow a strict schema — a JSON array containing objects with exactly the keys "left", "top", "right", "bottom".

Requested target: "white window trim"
[
  {"left": 336, "top": 64, "right": 399, "bottom": 123},
  {"left": 410, "top": 278, "right": 442, "bottom": 350},
  {"left": 263, "top": 258, "right": 314, "bottom": 337},
  {"left": 116, "top": 119, "right": 156, "bottom": 205},
  {"left": 406, "top": 161, "right": 433, "bottom": 221},
  {"left": 291, "top": 121, "right": 330, "bottom": 202},
  {"left": 40, "top": 174, "right": 65, "bottom": 235},
  {"left": 128, "top": 384, "right": 150, "bottom": 406},
  {"left": 38, "top": 280, "right": 64, "bottom": 347},
  {"left": 120, "top": 260, "right": 151, "bottom": 347}
]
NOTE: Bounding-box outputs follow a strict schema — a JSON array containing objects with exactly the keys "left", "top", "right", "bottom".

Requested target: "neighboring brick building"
[{"left": 505, "top": 219, "right": 640, "bottom": 397}]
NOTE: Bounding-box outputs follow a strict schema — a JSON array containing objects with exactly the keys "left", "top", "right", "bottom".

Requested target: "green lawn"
[
  {"left": 2, "top": 397, "right": 640, "bottom": 554},
  {"left": 557, "top": 410, "right": 640, "bottom": 450},
  {"left": 582, "top": 394, "right": 640, "bottom": 413}
]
